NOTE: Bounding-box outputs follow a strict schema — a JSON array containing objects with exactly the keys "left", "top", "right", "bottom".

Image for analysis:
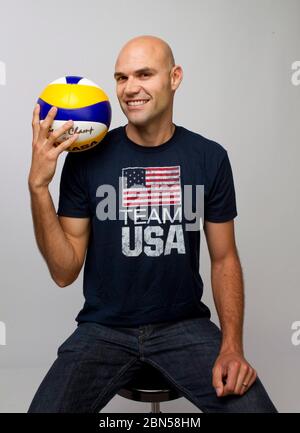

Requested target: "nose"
[{"left": 123, "top": 77, "right": 141, "bottom": 96}]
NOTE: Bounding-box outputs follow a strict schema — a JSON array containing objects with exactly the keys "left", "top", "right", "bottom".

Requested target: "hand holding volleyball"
[
  {"left": 36, "top": 76, "right": 111, "bottom": 152},
  {"left": 28, "top": 75, "right": 112, "bottom": 190},
  {"left": 28, "top": 104, "right": 79, "bottom": 190}
]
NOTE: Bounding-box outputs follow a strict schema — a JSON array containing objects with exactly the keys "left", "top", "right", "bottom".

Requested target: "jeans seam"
[
  {"left": 90, "top": 358, "right": 139, "bottom": 412},
  {"left": 142, "top": 358, "right": 206, "bottom": 412}
]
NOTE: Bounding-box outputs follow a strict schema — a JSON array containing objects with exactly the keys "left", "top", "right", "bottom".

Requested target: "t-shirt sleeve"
[
  {"left": 56, "top": 153, "right": 91, "bottom": 218},
  {"left": 204, "top": 151, "right": 238, "bottom": 223}
]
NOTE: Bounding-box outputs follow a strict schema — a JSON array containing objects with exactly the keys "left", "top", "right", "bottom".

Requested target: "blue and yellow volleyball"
[{"left": 37, "top": 75, "right": 112, "bottom": 152}]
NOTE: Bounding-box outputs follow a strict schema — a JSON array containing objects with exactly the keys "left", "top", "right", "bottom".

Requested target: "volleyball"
[{"left": 37, "top": 75, "right": 112, "bottom": 152}]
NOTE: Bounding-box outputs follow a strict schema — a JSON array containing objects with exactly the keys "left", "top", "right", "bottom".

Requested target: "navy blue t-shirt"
[{"left": 57, "top": 124, "right": 238, "bottom": 327}]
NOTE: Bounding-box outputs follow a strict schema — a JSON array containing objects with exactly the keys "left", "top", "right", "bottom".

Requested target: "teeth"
[{"left": 127, "top": 100, "right": 148, "bottom": 106}]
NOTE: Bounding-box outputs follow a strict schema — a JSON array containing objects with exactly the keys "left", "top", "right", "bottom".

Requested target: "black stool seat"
[{"left": 117, "top": 362, "right": 181, "bottom": 403}]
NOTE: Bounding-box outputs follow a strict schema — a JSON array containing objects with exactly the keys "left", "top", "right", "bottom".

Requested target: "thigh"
[
  {"left": 28, "top": 322, "right": 142, "bottom": 413},
  {"left": 144, "top": 317, "right": 278, "bottom": 413}
]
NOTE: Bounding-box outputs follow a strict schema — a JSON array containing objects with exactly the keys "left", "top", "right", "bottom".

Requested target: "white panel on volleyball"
[
  {"left": 78, "top": 77, "right": 101, "bottom": 88},
  {"left": 49, "top": 76, "right": 68, "bottom": 85},
  {"left": 50, "top": 120, "right": 107, "bottom": 142}
]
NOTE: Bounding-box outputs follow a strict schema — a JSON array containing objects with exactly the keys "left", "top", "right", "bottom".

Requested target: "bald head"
[
  {"left": 114, "top": 35, "right": 183, "bottom": 130},
  {"left": 115, "top": 35, "right": 175, "bottom": 72}
]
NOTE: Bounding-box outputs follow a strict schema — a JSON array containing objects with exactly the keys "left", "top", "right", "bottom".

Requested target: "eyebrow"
[{"left": 114, "top": 67, "right": 157, "bottom": 80}]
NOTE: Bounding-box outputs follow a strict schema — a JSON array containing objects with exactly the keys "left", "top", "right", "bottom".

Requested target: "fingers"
[
  {"left": 32, "top": 103, "right": 41, "bottom": 144},
  {"left": 39, "top": 106, "right": 58, "bottom": 140},
  {"left": 232, "top": 363, "right": 257, "bottom": 396},
  {"left": 46, "top": 119, "right": 74, "bottom": 147},
  {"left": 234, "top": 363, "right": 251, "bottom": 395},
  {"left": 213, "top": 353, "right": 258, "bottom": 398},
  {"left": 50, "top": 133, "right": 79, "bottom": 157},
  {"left": 221, "top": 361, "right": 240, "bottom": 396},
  {"left": 218, "top": 361, "right": 257, "bottom": 397},
  {"left": 212, "top": 364, "right": 225, "bottom": 397},
  {"left": 240, "top": 369, "right": 257, "bottom": 395}
]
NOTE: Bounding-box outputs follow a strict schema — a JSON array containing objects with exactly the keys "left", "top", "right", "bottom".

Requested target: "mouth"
[{"left": 126, "top": 99, "right": 150, "bottom": 109}]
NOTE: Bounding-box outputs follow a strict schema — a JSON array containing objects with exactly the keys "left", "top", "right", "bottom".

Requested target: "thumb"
[{"left": 212, "top": 364, "right": 224, "bottom": 397}]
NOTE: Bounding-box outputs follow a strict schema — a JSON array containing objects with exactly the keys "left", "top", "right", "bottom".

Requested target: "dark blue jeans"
[{"left": 28, "top": 317, "right": 278, "bottom": 413}]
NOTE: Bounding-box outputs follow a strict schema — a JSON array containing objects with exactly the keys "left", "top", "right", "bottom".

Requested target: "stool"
[{"left": 117, "top": 362, "right": 182, "bottom": 413}]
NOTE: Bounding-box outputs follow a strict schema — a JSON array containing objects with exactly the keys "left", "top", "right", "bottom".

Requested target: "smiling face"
[{"left": 114, "top": 36, "right": 182, "bottom": 128}]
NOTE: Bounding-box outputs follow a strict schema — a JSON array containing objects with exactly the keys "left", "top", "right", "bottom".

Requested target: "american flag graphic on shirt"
[{"left": 122, "top": 166, "right": 181, "bottom": 207}]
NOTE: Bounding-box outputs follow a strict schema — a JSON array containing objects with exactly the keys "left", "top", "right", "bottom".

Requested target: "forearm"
[
  {"left": 211, "top": 254, "right": 244, "bottom": 354},
  {"left": 28, "top": 184, "right": 79, "bottom": 286}
]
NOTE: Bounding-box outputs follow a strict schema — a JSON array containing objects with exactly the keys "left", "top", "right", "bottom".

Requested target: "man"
[{"left": 27, "top": 35, "right": 278, "bottom": 413}]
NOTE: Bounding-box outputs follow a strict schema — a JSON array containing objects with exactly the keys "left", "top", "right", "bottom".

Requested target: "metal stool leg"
[{"left": 150, "top": 402, "right": 161, "bottom": 413}]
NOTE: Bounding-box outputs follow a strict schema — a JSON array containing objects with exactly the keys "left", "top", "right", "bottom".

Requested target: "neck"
[{"left": 125, "top": 121, "right": 175, "bottom": 148}]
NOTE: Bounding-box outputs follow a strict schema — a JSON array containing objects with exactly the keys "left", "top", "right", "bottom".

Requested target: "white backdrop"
[{"left": 0, "top": 0, "right": 299, "bottom": 412}]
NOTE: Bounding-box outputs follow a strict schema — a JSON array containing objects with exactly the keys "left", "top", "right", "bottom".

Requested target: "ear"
[{"left": 171, "top": 65, "right": 183, "bottom": 90}]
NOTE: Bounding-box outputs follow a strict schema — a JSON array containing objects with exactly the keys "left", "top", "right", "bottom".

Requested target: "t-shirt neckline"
[{"left": 121, "top": 123, "right": 181, "bottom": 153}]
